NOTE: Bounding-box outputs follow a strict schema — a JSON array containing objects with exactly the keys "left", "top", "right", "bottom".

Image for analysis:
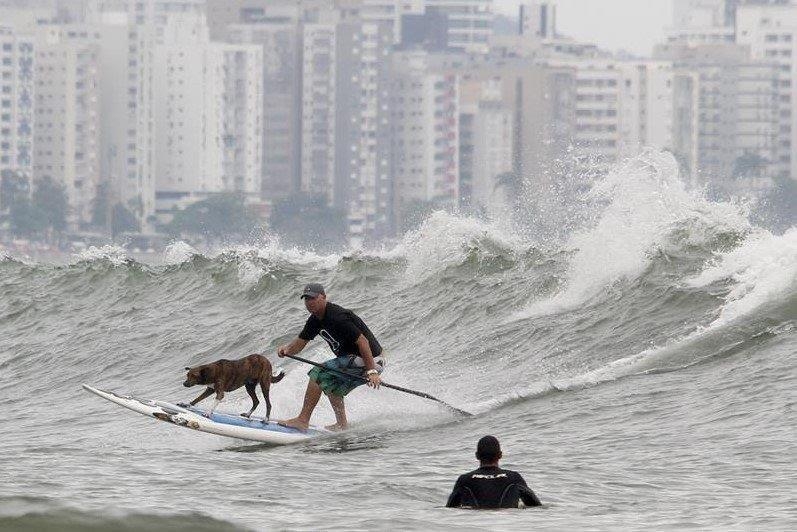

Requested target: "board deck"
[{"left": 82, "top": 384, "right": 331, "bottom": 444}]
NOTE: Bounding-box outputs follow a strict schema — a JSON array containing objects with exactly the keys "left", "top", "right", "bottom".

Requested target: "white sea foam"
[
  {"left": 516, "top": 150, "right": 749, "bottom": 318},
  {"left": 542, "top": 228, "right": 797, "bottom": 393},
  {"left": 71, "top": 245, "right": 129, "bottom": 266},
  {"left": 384, "top": 211, "right": 524, "bottom": 282},
  {"left": 686, "top": 227, "right": 797, "bottom": 327},
  {"left": 162, "top": 241, "right": 199, "bottom": 265},
  {"left": 215, "top": 236, "right": 343, "bottom": 270}
]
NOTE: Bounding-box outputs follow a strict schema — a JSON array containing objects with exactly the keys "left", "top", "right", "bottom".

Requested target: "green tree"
[
  {"left": 32, "top": 176, "right": 68, "bottom": 232},
  {"left": 9, "top": 176, "right": 68, "bottom": 237},
  {"left": 1, "top": 170, "right": 30, "bottom": 211},
  {"left": 90, "top": 182, "right": 110, "bottom": 228},
  {"left": 9, "top": 197, "right": 47, "bottom": 236},
  {"left": 269, "top": 193, "right": 347, "bottom": 250},
  {"left": 166, "top": 193, "right": 259, "bottom": 240},
  {"left": 113, "top": 203, "right": 140, "bottom": 234},
  {"left": 90, "top": 183, "right": 140, "bottom": 236}
]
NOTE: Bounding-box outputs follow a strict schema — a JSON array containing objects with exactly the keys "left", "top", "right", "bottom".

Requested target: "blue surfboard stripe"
[{"left": 183, "top": 406, "right": 326, "bottom": 436}]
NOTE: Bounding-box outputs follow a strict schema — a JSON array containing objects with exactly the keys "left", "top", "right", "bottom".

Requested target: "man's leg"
[
  {"left": 279, "top": 379, "right": 323, "bottom": 431},
  {"left": 325, "top": 393, "right": 348, "bottom": 431}
]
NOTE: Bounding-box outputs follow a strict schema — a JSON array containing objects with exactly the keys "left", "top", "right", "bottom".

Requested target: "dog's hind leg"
[
  {"left": 260, "top": 378, "right": 273, "bottom": 421},
  {"left": 242, "top": 382, "right": 259, "bottom": 418}
]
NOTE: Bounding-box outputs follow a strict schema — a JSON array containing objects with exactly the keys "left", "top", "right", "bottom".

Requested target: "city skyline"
[{"left": 0, "top": 0, "right": 795, "bottom": 250}]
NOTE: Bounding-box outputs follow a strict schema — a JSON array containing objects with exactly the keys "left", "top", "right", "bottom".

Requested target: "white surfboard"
[{"left": 82, "top": 384, "right": 331, "bottom": 445}]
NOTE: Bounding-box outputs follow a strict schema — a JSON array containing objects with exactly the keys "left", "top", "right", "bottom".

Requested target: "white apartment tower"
[
  {"left": 559, "top": 59, "right": 675, "bottom": 173},
  {"left": 300, "top": 21, "right": 338, "bottom": 204},
  {"left": 391, "top": 50, "right": 460, "bottom": 220},
  {"left": 0, "top": 25, "right": 34, "bottom": 191},
  {"left": 153, "top": 13, "right": 263, "bottom": 215},
  {"left": 33, "top": 26, "right": 102, "bottom": 228},
  {"left": 302, "top": 14, "right": 396, "bottom": 244},
  {"left": 656, "top": 41, "right": 781, "bottom": 183},
  {"left": 229, "top": 20, "right": 303, "bottom": 202},
  {"left": 470, "top": 83, "right": 513, "bottom": 214},
  {"left": 96, "top": 10, "right": 157, "bottom": 230},
  {"left": 213, "top": 43, "right": 263, "bottom": 197},
  {"left": 736, "top": 3, "right": 797, "bottom": 180},
  {"left": 336, "top": 20, "right": 395, "bottom": 244}
]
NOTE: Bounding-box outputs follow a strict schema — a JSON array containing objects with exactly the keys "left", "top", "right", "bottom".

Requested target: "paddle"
[{"left": 283, "top": 354, "right": 473, "bottom": 417}]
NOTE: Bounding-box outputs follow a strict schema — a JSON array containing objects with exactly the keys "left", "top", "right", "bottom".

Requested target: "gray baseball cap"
[{"left": 300, "top": 283, "right": 325, "bottom": 299}]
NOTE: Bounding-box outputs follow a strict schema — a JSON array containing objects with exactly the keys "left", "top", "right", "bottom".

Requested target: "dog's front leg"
[{"left": 190, "top": 387, "right": 214, "bottom": 406}]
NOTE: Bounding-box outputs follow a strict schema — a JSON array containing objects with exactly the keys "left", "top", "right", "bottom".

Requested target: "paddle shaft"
[{"left": 283, "top": 354, "right": 472, "bottom": 417}]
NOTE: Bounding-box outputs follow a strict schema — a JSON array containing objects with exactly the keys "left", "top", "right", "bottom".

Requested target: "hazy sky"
[{"left": 494, "top": 0, "right": 675, "bottom": 56}]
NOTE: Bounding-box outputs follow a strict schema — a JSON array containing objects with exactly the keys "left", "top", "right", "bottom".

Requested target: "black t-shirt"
[
  {"left": 446, "top": 466, "right": 542, "bottom": 509},
  {"left": 299, "top": 302, "right": 382, "bottom": 358}
]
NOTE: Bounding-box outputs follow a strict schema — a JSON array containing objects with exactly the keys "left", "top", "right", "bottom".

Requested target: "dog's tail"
[{"left": 271, "top": 371, "right": 286, "bottom": 383}]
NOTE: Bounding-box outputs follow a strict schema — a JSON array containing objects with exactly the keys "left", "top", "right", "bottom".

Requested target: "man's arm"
[
  {"left": 514, "top": 473, "right": 542, "bottom": 507},
  {"left": 277, "top": 337, "right": 308, "bottom": 357},
  {"left": 445, "top": 478, "right": 464, "bottom": 508},
  {"left": 355, "top": 334, "right": 381, "bottom": 388},
  {"left": 518, "top": 485, "right": 541, "bottom": 507}
]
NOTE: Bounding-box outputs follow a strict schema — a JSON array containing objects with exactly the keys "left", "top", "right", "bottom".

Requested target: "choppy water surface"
[{"left": 2, "top": 154, "right": 796, "bottom": 530}]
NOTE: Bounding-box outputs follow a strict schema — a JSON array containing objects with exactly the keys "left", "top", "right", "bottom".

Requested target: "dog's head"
[{"left": 183, "top": 365, "right": 210, "bottom": 387}]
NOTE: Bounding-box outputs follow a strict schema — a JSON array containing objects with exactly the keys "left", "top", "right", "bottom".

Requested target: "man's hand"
[
  {"left": 366, "top": 371, "right": 381, "bottom": 389},
  {"left": 277, "top": 344, "right": 290, "bottom": 358}
]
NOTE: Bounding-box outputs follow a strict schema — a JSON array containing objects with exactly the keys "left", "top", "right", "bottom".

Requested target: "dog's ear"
[{"left": 199, "top": 367, "right": 210, "bottom": 382}]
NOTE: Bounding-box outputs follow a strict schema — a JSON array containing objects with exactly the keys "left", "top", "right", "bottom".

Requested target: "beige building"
[
  {"left": 736, "top": 3, "right": 797, "bottom": 180},
  {"left": 656, "top": 42, "right": 781, "bottom": 184}
]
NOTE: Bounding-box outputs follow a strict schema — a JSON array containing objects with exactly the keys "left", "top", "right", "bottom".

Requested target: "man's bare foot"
[
  {"left": 324, "top": 423, "right": 347, "bottom": 432},
  {"left": 278, "top": 417, "right": 309, "bottom": 431}
]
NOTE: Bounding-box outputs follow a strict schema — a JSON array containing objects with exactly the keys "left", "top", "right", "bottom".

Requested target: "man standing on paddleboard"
[{"left": 277, "top": 283, "right": 384, "bottom": 431}]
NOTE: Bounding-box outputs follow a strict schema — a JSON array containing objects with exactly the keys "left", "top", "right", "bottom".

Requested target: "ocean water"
[{"left": 1, "top": 153, "right": 796, "bottom": 531}]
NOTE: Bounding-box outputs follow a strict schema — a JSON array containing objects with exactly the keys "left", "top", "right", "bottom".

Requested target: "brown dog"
[{"left": 182, "top": 354, "right": 285, "bottom": 419}]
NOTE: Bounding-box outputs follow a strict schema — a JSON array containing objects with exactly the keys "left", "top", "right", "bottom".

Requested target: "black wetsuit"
[{"left": 446, "top": 466, "right": 542, "bottom": 509}]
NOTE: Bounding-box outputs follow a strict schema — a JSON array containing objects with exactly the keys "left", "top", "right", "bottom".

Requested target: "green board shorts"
[{"left": 309, "top": 354, "right": 386, "bottom": 397}]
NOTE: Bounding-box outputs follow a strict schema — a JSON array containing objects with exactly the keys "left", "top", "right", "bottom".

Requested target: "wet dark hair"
[{"left": 476, "top": 435, "right": 501, "bottom": 462}]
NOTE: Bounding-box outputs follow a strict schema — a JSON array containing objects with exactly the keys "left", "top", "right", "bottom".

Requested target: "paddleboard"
[{"left": 82, "top": 384, "right": 331, "bottom": 444}]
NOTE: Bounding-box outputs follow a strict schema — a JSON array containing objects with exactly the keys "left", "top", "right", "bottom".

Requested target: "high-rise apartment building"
[
  {"left": 153, "top": 12, "right": 263, "bottom": 218},
  {"left": 736, "top": 3, "right": 797, "bottom": 179},
  {"left": 470, "top": 84, "right": 513, "bottom": 213},
  {"left": 301, "top": 21, "right": 338, "bottom": 205},
  {"left": 95, "top": 10, "right": 157, "bottom": 230},
  {"left": 300, "top": 12, "right": 395, "bottom": 245},
  {"left": 212, "top": 43, "right": 263, "bottom": 197},
  {"left": 229, "top": 20, "right": 303, "bottom": 202},
  {"left": 543, "top": 58, "right": 675, "bottom": 175},
  {"left": 0, "top": 25, "right": 35, "bottom": 192},
  {"left": 391, "top": 50, "right": 460, "bottom": 223},
  {"left": 336, "top": 19, "right": 395, "bottom": 244},
  {"left": 656, "top": 42, "right": 781, "bottom": 184},
  {"left": 33, "top": 25, "right": 101, "bottom": 228}
]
